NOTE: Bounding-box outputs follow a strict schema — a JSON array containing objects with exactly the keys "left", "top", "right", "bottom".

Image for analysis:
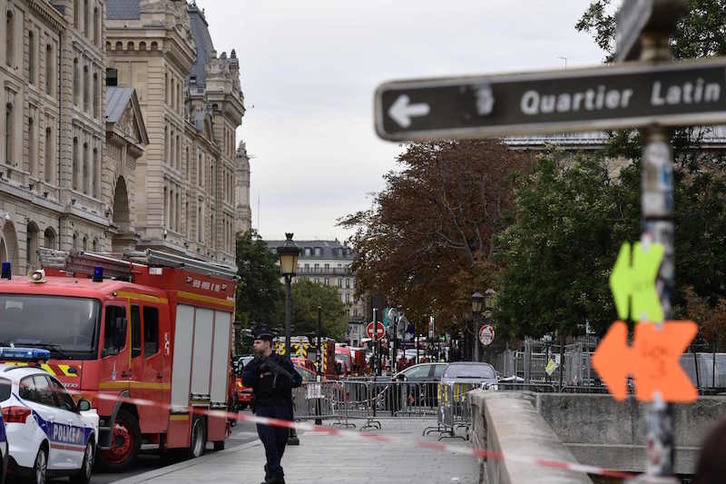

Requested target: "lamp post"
[
  {"left": 471, "top": 292, "right": 484, "bottom": 362},
  {"left": 483, "top": 288, "right": 495, "bottom": 363},
  {"left": 277, "top": 233, "right": 300, "bottom": 358}
]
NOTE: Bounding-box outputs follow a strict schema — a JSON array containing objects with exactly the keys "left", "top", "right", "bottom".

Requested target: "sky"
[{"left": 195, "top": 0, "right": 610, "bottom": 242}]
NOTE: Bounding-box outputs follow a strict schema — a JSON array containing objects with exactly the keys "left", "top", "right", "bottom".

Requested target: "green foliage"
[
  {"left": 279, "top": 279, "right": 349, "bottom": 340},
  {"left": 235, "top": 229, "right": 282, "bottom": 328}
]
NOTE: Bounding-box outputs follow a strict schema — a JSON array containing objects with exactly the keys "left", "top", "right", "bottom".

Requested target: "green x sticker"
[{"left": 609, "top": 242, "right": 664, "bottom": 322}]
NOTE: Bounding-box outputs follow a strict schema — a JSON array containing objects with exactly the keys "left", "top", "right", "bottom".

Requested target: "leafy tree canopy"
[
  {"left": 235, "top": 229, "right": 282, "bottom": 328},
  {"left": 278, "top": 279, "right": 349, "bottom": 341}
]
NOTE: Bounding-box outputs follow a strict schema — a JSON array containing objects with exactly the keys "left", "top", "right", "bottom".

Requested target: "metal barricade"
[{"left": 425, "top": 382, "right": 479, "bottom": 440}]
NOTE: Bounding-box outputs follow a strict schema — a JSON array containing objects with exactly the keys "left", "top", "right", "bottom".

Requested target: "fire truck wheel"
[
  {"left": 188, "top": 416, "right": 206, "bottom": 459},
  {"left": 101, "top": 409, "right": 141, "bottom": 472}
]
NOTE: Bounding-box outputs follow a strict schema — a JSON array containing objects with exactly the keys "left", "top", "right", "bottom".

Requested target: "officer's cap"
[{"left": 252, "top": 326, "right": 275, "bottom": 342}]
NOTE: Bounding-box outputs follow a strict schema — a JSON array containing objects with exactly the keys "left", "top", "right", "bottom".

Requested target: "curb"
[{"left": 110, "top": 439, "right": 263, "bottom": 484}]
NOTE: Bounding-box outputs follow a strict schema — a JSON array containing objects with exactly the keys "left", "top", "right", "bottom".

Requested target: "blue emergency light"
[
  {"left": 92, "top": 266, "right": 103, "bottom": 282},
  {"left": 0, "top": 347, "right": 51, "bottom": 361},
  {"left": 0, "top": 262, "right": 10, "bottom": 280}
]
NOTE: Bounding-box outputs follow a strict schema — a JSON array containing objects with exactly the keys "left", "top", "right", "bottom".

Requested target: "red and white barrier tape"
[{"left": 73, "top": 390, "right": 633, "bottom": 480}]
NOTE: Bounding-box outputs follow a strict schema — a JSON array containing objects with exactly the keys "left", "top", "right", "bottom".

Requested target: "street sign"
[
  {"left": 610, "top": 241, "right": 665, "bottom": 322},
  {"left": 615, "top": 0, "right": 688, "bottom": 62},
  {"left": 478, "top": 325, "right": 494, "bottom": 346},
  {"left": 374, "top": 58, "right": 726, "bottom": 141},
  {"left": 366, "top": 322, "right": 385, "bottom": 339},
  {"left": 592, "top": 320, "right": 697, "bottom": 402}
]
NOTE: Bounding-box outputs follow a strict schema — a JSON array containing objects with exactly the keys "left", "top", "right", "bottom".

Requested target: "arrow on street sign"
[
  {"left": 374, "top": 58, "right": 726, "bottom": 141},
  {"left": 592, "top": 320, "right": 697, "bottom": 402},
  {"left": 615, "top": 0, "right": 688, "bottom": 62},
  {"left": 388, "top": 95, "right": 431, "bottom": 128},
  {"left": 609, "top": 241, "right": 664, "bottom": 322}
]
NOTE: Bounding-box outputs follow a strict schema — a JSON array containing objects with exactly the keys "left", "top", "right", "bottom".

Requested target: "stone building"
[
  {"left": 265, "top": 239, "right": 367, "bottom": 324},
  {"left": 0, "top": 0, "right": 251, "bottom": 275}
]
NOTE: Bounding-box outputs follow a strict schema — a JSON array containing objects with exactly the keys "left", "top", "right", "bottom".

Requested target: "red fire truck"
[{"left": 0, "top": 249, "right": 237, "bottom": 471}]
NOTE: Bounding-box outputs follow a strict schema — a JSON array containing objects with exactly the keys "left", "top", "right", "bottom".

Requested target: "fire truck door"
[
  {"left": 129, "top": 305, "right": 166, "bottom": 433},
  {"left": 99, "top": 304, "right": 130, "bottom": 398}
]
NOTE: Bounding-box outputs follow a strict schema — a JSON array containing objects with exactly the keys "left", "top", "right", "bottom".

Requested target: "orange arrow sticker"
[{"left": 592, "top": 321, "right": 698, "bottom": 403}]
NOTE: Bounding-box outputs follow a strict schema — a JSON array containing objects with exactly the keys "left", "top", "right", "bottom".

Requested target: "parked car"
[
  {"left": 234, "top": 356, "right": 255, "bottom": 411},
  {"left": 388, "top": 363, "right": 449, "bottom": 410},
  {"left": 0, "top": 403, "right": 6, "bottom": 484},
  {"left": 439, "top": 362, "right": 498, "bottom": 393},
  {"left": 393, "top": 362, "right": 448, "bottom": 382},
  {"left": 0, "top": 348, "right": 99, "bottom": 484}
]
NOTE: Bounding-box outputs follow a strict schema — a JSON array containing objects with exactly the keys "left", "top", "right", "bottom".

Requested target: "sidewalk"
[{"left": 113, "top": 419, "right": 480, "bottom": 484}]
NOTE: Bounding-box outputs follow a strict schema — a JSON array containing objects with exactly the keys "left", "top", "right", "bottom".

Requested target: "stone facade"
[
  {"left": 106, "top": 0, "right": 248, "bottom": 267},
  {"left": 0, "top": 0, "right": 250, "bottom": 275}
]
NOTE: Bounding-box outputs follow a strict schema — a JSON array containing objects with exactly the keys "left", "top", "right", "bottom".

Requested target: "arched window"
[
  {"left": 26, "top": 223, "right": 39, "bottom": 269},
  {"left": 93, "top": 72, "right": 99, "bottom": 118},
  {"left": 44, "top": 126, "right": 53, "bottom": 183},
  {"left": 92, "top": 147, "right": 98, "bottom": 198},
  {"left": 28, "top": 117, "right": 36, "bottom": 176},
  {"left": 82, "top": 236, "right": 87, "bottom": 251},
  {"left": 73, "top": 58, "right": 80, "bottom": 105},
  {"left": 28, "top": 31, "right": 35, "bottom": 84},
  {"left": 115, "top": 41, "right": 122, "bottom": 51},
  {"left": 72, "top": 137, "right": 79, "bottom": 190},
  {"left": 43, "top": 227, "right": 56, "bottom": 249},
  {"left": 92, "top": 238, "right": 97, "bottom": 252},
  {"left": 82, "top": 142, "right": 89, "bottom": 194},
  {"left": 6, "top": 10, "right": 14, "bottom": 67},
  {"left": 84, "top": 0, "right": 90, "bottom": 37},
  {"left": 45, "top": 44, "right": 53, "bottom": 96},
  {"left": 83, "top": 65, "right": 89, "bottom": 113},
  {"left": 72, "top": 233, "right": 79, "bottom": 250},
  {"left": 4, "top": 99, "right": 13, "bottom": 165},
  {"left": 74, "top": 0, "right": 80, "bottom": 28},
  {"left": 127, "top": 41, "right": 134, "bottom": 51},
  {"left": 94, "top": 7, "right": 99, "bottom": 45},
  {"left": 139, "top": 41, "right": 147, "bottom": 51},
  {"left": 150, "top": 41, "right": 158, "bottom": 51}
]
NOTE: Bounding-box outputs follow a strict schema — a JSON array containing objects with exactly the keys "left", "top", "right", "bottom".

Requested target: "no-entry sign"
[
  {"left": 367, "top": 322, "right": 385, "bottom": 339},
  {"left": 479, "top": 325, "right": 494, "bottom": 346}
]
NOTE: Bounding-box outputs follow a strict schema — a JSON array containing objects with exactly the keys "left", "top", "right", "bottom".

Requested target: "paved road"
[{"left": 12, "top": 418, "right": 259, "bottom": 484}]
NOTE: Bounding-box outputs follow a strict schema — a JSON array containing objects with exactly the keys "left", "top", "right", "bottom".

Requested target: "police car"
[
  {"left": 0, "top": 407, "right": 7, "bottom": 484},
  {"left": 0, "top": 348, "right": 98, "bottom": 484}
]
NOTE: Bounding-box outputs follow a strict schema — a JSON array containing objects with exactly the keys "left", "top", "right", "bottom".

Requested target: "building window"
[
  {"left": 45, "top": 45, "right": 53, "bottom": 96},
  {"left": 82, "top": 236, "right": 87, "bottom": 251},
  {"left": 345, "top": 278, "right": 350, "bottom": 289},
  {"left": 44, "top": 126, "right": 53, "bottom": 183},
  {"left": 185, "top": 147, "right": 190, "bottom": 178},
  {"left": 4, "top": 100, "right": 13, "bottom": 165},
  {"left": 324, "top": 278, "right": 330, "bottom": 286},
  {"left": 93, "top": 7, "right": 99, "bottom": 45},
  {"left": 43, "top": 228, "right": 56, "bottom": 249},
  {"left": 304, "top": 247, "right": 312, "bottom": 256},
  {"left": 74, "top": 0, "right": 80, "bottom": 28},
  {"left": 197, "top": 202, "right": 203, "bottom": 242},
  {"left": 324, "top": 263, "right": 330, "bottom": 272},
  {"left": 73, "top": 58, "right": 80, "bottom": 105},
  {"left": 84, "top": 0, "right": 90, "bottom": 37},
  {"left": 72, "top": 233, "right": 79, "bottom": 250},
  {"left": 28, "top": 32, "right": 35, "bottom": 84},
  {"left": 82, "top": 142, "right": 89, "bottom": 194},
  {"left": 93, "top": 72, "right": 100, "bottom": 118},
  {"left": 92, "top": 148, "right": 98, "bottom": 198},
  {"left": 83, "top": 66, "right": 89, "bottom": 113},
  {"left": 28, "top": 117, "right": 36, "bottom": 176},
  {"left": 163, "top": 186, "right": 168, "bottom": 229},
  {"left": 72, "top": 137, "right": 79, "bottom": 190},
  {"left": 164, "top": 126, "right": 168, "bottom": 163},
  {"left": 6, "top": 10, "right": 14, "bottom": 67},
  {"left": 314, "top": 247, "right": 322, "bottom": 256},
  {"left": 26, "top": 223, "right": 39, "bottom": 269},
  {"left": 314, "top": 263, "right": 319, "bottom": 273},
  {"left": 139, "top": 41, "right": 146, "bottom": 51}
]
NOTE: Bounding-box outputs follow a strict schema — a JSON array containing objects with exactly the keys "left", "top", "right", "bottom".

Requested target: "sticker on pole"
[
  {"left": 592, "top": 320, "right": 698, "bottom": 402},
  {"left": 609, "top": 241, "right": 664, "bottom": 322},
  {"left": 478, "top": 325, "right": 494, "bottom": 346}
]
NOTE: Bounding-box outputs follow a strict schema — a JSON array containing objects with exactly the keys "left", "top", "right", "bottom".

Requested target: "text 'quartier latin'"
[{"left": 520, "top": 78, "right": 721, "bottom": 116}]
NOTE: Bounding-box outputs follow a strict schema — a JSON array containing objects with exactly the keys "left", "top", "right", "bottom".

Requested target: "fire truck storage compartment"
[
  {"left": 191, "top": 308, "right": 214, "bottom": 400},
  {"left": 210, "top": 310, "right": 232, "bottom": 406},
  {"left": 171, "top": 305, "right": 195, "bottom": 410}
]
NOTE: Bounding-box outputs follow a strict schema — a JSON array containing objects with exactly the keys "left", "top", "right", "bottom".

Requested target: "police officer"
[{"left": 242, "top": 327, "right": 302, "bottom": 484}]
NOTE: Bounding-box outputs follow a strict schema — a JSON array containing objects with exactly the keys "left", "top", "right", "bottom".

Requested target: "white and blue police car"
[
  {"left": 0, "top": 348, "right": 98, "bottom": 484},
  {"left": 0, "top": 399, "right": 7, "bottom": 484}
]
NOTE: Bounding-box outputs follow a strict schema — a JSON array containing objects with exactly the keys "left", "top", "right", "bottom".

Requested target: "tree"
[
  {"left": 235, "top": 229, "right": 282, "bottom": 328},
  {"left": 339, "top": 139, "right": 533, "bottom": 328},
  {"left": 279, "top": 279, "right": 348, "bottom": 340},
  {"left": 494, "top": 152, "right": 632, "bottom": 339}
]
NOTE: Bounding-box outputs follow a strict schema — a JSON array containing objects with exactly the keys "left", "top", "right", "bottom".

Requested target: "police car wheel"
[
  {"left": 31, "top": 447, "right": 48, "bottom": 484},
  {"left": 70, "top": 441, "right": 94, "bottom": 484}
]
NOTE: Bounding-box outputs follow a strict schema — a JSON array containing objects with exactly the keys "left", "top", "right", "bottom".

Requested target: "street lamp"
[
  {"left": 471, "top": 292, "right": 484, "bottom": 361},
  {"left": 277, "top": 233, "right": 300, "bottom": 358}
]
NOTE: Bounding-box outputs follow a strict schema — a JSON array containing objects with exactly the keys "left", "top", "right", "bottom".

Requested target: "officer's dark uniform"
[{"left": 242, "top": 330, "right": 302, "bottom": 484}]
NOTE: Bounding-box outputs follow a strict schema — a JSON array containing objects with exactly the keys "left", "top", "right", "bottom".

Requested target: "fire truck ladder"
[{"left": 38, "top": 248, "right": 238, "bottom": 280}]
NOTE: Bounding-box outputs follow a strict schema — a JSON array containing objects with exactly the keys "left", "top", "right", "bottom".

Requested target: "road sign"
[
  {"left": 375, "top": 58, "right": 726, "bottom": 141},
  {"left": 592, "top": 320, "right": 697, "bottom": 402},
  {"left": 615, "top": 0, "right": 687, "bottom": 62},
  {"left": 478, "top": 325, "right": 494, "bottom": 346},
  {"left": 366, "top": 322, "right": 385, "bottom": 339},
  {"left": 610, "top": 241, "right": 665, "bottom": 322}
]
